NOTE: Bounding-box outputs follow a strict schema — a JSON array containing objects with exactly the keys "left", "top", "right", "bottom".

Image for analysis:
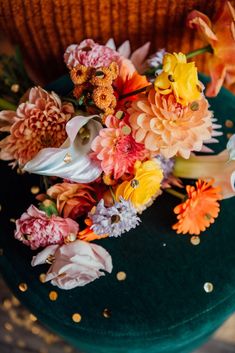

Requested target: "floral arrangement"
[{"left": 0, "top": 2, "right": 235, "bottom": 290}]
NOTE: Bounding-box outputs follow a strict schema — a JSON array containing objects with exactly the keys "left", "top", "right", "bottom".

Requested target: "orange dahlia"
[
  {"left": 0, "top": 87, "right": 74, "bottom": 166},
  {"left": 172, "top": 179, "right": 222, "bottom": 235},
  {"left": 129, "top": 87, "right": 212, "bottom": 159}
]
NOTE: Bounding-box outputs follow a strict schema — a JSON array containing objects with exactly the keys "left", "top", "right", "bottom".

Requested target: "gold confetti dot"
[
  {"left": 227, "top": 133, "right": 233, "bottom": 139},
  {"left": 190, "top": 236, "right": 201, "bottom": 246},
  {"left": 116, "top": 271, "right": 127, "bottom": 281},
  {"left": 0, "top": 204, "right": 2, "bottom": 212},
  {"left": 39, "top": 273, "right": 46, "bottom": 283},
  {"left": 49, "top": 291, "right": 58, "bottom": 301},
  {"left": 225, "top": 119, "right": 234, "bottom": 128},
  {"left": 11, "top": 83, "right": 20, "bottom": 93},
  {"left": 9, "top": 218, "right": 16, "bottom": 223},
  {"left": 0, "top": 248, "right": 3, "bottom": 256},
  {"left": 4, "top": 334, "right": 13, "bottom": 343},
  {"left": 29, "top": 313, "right": 37, "bottom": 322},
  {"left": 204, "top": 282, "right": 214, "bottom": 293},
  {"left": 121, "top": 125, "right": 132, "bottom": 135},
  {"left": 31, "top": 186, "right": 40, "bottom": 194},
  {"left": 19, "top": 283, "right": 28, "bottom": 292},
  {"left": 103, "top": 308, "right": 111, "bottom": 318},
  {"left": 12, "top": 296, "right": 20, "bottom": 306},
  {"left": 2, "top": 299, "right": 12, "bottom": 309},
  {"left": 64, "top": 152, "right": 72, "bottom": 163},
  {"left": 72, "top": 313, "right": 82, "bottom": 323},
  {"left": 17, "top": 339, "right": 26, "bottom": 348},
  {"left": 115, "top": 111, "right": 124, "bottom": 119},
  {"left": 4, "top": 322, "right": 13, "bottom": 332}
]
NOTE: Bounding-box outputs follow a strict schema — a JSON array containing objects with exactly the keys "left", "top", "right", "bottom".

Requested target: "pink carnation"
[
  {"left": 15, "top": 205, "right": 79, "bottom": 250},
  {"left": 90, "top": 118, "right": 148, "bottom": 179},
  {"left": 64, "top": 39, "right": 121, "bottom": 69}
]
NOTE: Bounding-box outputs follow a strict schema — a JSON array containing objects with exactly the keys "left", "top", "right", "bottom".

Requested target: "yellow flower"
[
  {"left": 154, "top": 52, "right": 201, "bottom": 106},
  {"left": 115, "top": 160, "right": 163, "bottom": 213}
]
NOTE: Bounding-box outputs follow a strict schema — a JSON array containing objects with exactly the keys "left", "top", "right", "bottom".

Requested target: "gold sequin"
[
  {"left": 72, "top": 313, "right": 82, "bottom": 323},
  {"left": 103, "top": 308, "right": 111, "bottom": 318},
  {"left": 4, "top": 334, "right": 13, "bottom": 343},
  {"left": 17, "top": 339, "right": 26, "bottom": 348},
  {"left": 11, "top": 84, "right": 20, "bottom": 93},
  {"left": 190, "top": 236, "right": 201, "bottom": 246},
  {"left": 4, "top": 322, "right": 13, "bottom": 332},
  {"left": 31, "top": 186, "right": 40, "bottom": 194},
  {"left": 2, "top": 299, "right": 12, "bottom": 309},
  {"left": 9, "top": 218, "right": 16, "bottom": 223},
  {"left": 19, "top": 283, "right": 28, "bottom": 292},
  {"left": 116, "top": 271, "right": 127, "bottom": 281},
  {"left": 227, "top": 133, "right": 233, "bottom": 139},
  {"left": 225, "top": 119, "right": 234, "bottom": 128},
  {"left": 29, "top": 313, "right": 37, "bottom": 322},
  {"left": 204, "top": 282, "right": 214, "bottom": 293},
  {"left": 39, "top": 273, "right": 46, "bottom": 283},
  {"left": 121, "top": 125, "right": 132, "bottom": 135},
  {"left": 64, "top": 152, "right": 72, "bottom": 163},
  {"left": 49, "top": 291, "right": 58, "bottom": 301}
]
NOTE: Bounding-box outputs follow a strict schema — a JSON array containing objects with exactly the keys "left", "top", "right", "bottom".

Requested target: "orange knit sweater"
[{"left": 0, "top": 0, "right": 232, "bottom": 82}]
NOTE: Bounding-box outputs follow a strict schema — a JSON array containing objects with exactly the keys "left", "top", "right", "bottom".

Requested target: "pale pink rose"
[
  {"left": 0, "top": 87, "right": 74, "bottom": 166},
  {"left": 15, "top": 205, "right": 79, "bottom": 250},
  {"left": 31, "top": 240, "right": 113, "bottom": 289},
  {"left": 64, "top": 39, "right": 121, "bottom": 69}
]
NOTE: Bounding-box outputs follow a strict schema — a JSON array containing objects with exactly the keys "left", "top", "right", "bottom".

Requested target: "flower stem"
[
  {"left": 119, "top": 84, "right": 152, "bottom": 100},
  {"left": 186, "top": 45, "right": 213, "bottom": 59},
  {"left": 0, "top": 98, "right": 17, "bottom": 111},
  {"left": 165, "top": 188, "right": 186, "bottom": 201},
  {"left": 109, "top": 187, "right": 116, "bottom": 203},
  {"left": 145, "top": 45, "right": 213, "bottom": 76}
]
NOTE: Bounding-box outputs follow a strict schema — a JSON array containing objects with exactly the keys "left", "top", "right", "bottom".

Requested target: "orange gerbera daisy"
[{"left": 172, "top": 179, "right": 222, "bottom": 235}]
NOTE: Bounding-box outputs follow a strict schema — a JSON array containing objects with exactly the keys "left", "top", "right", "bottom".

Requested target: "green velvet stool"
[{"left": 1, "top": 75, "right": 235, "bottom": 353}]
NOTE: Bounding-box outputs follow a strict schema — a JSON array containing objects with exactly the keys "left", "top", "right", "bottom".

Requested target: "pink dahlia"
[
  {"left": 129, "top": 88, "right": 213, "bottom": 159},
  {"left": 0, "top": 87, "right": 74, "bottom": 166},
  {"left": 90, "top": 120, "right": 148, "bottom": 179},
  {"left": 64, "top": 39, "right": 121, "bottom": 69},
  {"left": 15, "top": 205, "right": 79, "bottom": 250}
]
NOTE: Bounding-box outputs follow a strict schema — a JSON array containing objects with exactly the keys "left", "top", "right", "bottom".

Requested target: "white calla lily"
[{"left": 24, "top": 115, "right": 102, "bottom": 183}]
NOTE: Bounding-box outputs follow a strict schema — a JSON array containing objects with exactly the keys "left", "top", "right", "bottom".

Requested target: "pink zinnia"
[
  {"left": 64, "top": 39, "right": 121, "bottom": 69},
  {"left": 90, "top": 119, "right": 148, "bottom": 179},
  {"left": 0, "top": 87, "right": 74, "bottom": 166},
  {"left": 15, "top": 205, "right": 79, "bottom": 250}
]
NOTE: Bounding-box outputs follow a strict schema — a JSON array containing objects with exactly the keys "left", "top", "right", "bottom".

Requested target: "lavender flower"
[
  {"left": 155, "top": 155, "right": 174, "bottom": 179},
  {"left": 147, "top": 48, "right": 166, "bottom": 75},
  {"left": 89, "top": 198, "right": 140, "bottom": 237}
]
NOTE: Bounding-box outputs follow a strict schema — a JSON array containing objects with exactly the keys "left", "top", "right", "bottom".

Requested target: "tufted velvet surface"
[{"left": 1, "top": 76, "right": 235, "bottom": 353}]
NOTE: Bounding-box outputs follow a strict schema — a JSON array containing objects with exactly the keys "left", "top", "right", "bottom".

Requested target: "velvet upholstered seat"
[
  {"left": 1, "top": 1, "right": 235, "bottom": 352},
  {"left": 1, "top": 74, "right": 235, "bottom": 353}
]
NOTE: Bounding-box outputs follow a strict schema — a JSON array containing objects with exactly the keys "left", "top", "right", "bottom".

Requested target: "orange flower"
[
  {"left": 172, "top": 179, "right": 222, "bottom": 235},
  {"left": 114, "top": 57, "right": 149, "bottom": 107},
  {"left": 187, "top": 1, "right": 235, "bottom": 96},
  {"left": 78, "top": 218, "right": 108, "bottom": 242}
]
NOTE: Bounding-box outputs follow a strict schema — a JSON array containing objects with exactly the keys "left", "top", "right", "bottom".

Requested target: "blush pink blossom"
[
  {"left": 15, "top": 205, "right": 79, "bottom": 250},
  {"left": 64, "top": 39, "right": 121, "bottom": 69},
  {"left": 90, "top": 119, "right": 148, "bottom": 179},
  {"left": 31, "top": 240, "right": 113, "bottom": 289},
  {"left": 0, "top": 87, "right": 74, "bottom": 166}
]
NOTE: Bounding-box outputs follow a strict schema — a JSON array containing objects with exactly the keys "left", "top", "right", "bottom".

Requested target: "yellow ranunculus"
[
  {"left": 115, "top": 160, "right": 163, "bottom": 213},
  {"left": 154, "top": 52, "right": 201, "bottom": 106}
]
